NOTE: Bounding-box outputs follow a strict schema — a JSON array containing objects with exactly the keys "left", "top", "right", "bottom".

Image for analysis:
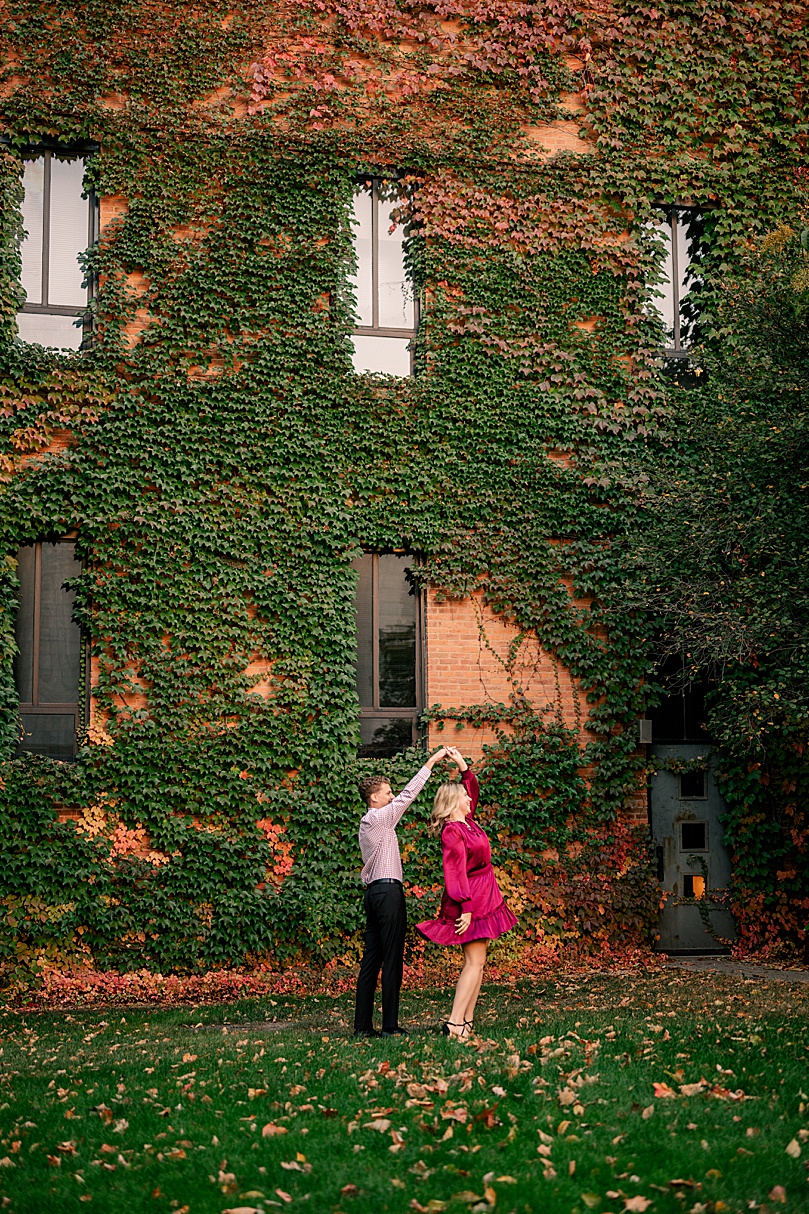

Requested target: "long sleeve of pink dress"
[{"left": 416, "top": 767, "right": 517, "bottom": 947}]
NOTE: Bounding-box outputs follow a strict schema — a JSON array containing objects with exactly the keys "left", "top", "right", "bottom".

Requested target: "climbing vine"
[{"left": 0, "top": 0, "right": 806, "bottom": 986}]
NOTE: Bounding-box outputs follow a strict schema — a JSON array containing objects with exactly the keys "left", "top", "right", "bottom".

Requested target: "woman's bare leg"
[
  {"left": 447, "top": 940, "right": 487, "bottom": 1035},
  {"left": 462, "top": 942, "right": 487, "bottom": 1029}
]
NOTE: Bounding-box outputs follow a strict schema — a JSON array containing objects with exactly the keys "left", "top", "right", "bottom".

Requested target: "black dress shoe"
[
  {"left": 353, "top": 1028, "right": 381, "bottom": 1038},
  {"left": 380, "top": 1026, "right": 408, "bottom": 1037}
]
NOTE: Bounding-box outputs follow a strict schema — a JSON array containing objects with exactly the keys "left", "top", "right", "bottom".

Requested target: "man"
[{"left": 353, "top": 746, "right": 448, "bottom": 1038}]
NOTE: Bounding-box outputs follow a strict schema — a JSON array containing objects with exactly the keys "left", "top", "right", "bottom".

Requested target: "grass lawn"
[{"left": 0, "top": 968, "right": 807, "bottom": 1214}]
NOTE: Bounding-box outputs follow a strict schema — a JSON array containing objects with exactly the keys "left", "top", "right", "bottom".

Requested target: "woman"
[{"left": 416, "top": 746, "right": 517, "bottom": 1037}]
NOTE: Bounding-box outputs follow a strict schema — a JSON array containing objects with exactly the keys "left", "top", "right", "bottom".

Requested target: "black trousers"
[{"left": 353, "top": 880, "right": 406, "bottom": 1033}]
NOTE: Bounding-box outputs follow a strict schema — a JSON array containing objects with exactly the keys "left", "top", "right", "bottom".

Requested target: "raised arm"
[
  {"left": 461, "top": 767, "right": 479, "bottom": 816},
  {"left": 445, "top": 746, "right": 478, "bottom": 817},
  {"left": 364, "top": 747, "right": 448, "bottom": 830}
]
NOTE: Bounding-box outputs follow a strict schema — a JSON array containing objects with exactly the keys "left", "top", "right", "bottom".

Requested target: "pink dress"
[{"left": 416, "top": 768, "right": 517, "bottom": 946}]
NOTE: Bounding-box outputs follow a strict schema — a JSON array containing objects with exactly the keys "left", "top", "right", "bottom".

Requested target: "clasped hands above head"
[{"left": 426, "top": 744, "right": 467, "bottom": 770}]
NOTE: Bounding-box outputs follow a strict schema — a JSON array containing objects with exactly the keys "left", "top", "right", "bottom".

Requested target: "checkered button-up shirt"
[{"left": 359, "top": 764, "right": 433, "bottom": 885}]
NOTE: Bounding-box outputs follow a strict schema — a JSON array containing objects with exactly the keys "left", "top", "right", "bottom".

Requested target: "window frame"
[
  {"left": 351, "top": 175, "right": 420, "bottom": 375},
  {"left": 14, "top": 535, "right": 89, "bottom": 761},
  {"left": 355, "top": 551, "right": 424, "bottom": 754},
  {"left": 11, "top": 140, "right": 99, "bottom": 350}
]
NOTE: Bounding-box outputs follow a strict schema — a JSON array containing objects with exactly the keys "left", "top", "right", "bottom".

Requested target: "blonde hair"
[{"left": 428, "top": 781, "right": 468, "bottom": 837}]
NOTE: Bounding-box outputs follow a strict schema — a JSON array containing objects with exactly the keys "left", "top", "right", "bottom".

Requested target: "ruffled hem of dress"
[{"left": 416, "top": 902, "right": 517, "bottom": 947}]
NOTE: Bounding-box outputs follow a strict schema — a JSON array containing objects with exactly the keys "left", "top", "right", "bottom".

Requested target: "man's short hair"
[{"left": 358, "top": 774, "right": 390, "bottom": 806}]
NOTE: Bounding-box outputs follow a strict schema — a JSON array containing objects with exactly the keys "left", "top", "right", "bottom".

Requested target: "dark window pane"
[
  {"left": 37, "top": 542, "right": 81, "bottom": 703},
  {"left": 353, "top": 554, "right": 374, "bottom": 707},
  {"left": 681, "top": 821, "right": 708, "bottom": 851},
  {"left": 18, "top": 711, "right": 76, "bottom": 758},
  {"left": 359, "top": 717, "right": 414, "bottom": 759},
  {"left": 13, "top": 544, "right": 36, "bottom": 703},
  {"left": 377, "top": 554, "right": 416, "bottom": 708},
  {"left": 680, "top": 770, "right": 707, "bottom": 800}
]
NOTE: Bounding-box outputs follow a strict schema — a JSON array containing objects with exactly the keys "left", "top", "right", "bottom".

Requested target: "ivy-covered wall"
[{"left": 0, "top": 0, "right": 806, "bottom": 984}]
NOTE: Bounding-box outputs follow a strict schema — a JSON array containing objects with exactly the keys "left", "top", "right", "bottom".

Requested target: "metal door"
[{"left": 650, "top": 744, "right": 736, "bottom": 953}]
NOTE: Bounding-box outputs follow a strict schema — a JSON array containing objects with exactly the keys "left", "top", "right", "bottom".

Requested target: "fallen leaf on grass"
[
  {"left": 363, "top": 1119, "right": 391, "bottom": 1132},
  {"left": 624, "top": 1198, "right": 652, "bottom": 1212},
  {"left": 248, "top": 1088, "right": 267, "bottom": 1100},
  {"left": 679, "top": 1082, "right": 707, "bottom": 1097},
  {"left": 261, "top": 1123, "right": 288, "bottom": 1138},
  {"left": 768, "top": 1187, "right": 787, "bottom": 1205},
  {"left": 341, "top": 1184, "right": 358, "bottom": 1198},
  {"left": 653, "top": 1082, "right": 677, "bottom": 1099},
  {"left": 785, "top": 1138, "right": 801, "bottom": 1158},
  {"left": 581, "top": 1196, "right": 600, "bottom": 1210},
  {"left": 223, "top": 1209, "right": 259, "bottom": 1214},
  {"left": 642, "top": 1105, "right": 654, "bottom": 1120},
  {"left": 275, "top": 1191, "right": 293, "bottom": 1205},
  {"left": 452, "top": 1193, "right": 482, "bottom": 1204},
  {"left": 390, "top": 1129, "right": 406, "bottom": 1152}
]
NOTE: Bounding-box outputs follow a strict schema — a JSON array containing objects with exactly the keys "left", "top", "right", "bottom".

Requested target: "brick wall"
[
  {"left": 424, "top": 586, "right": 590, "bottom": 757},
  {"left": 424, "top": 587, "right": 649, "bottom": 826}
]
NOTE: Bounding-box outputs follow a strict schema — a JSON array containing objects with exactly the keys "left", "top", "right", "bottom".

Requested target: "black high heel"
[
  {"left": 464, "top": 1019, "right": 474, "bottom": 1036},
  {"left": 442, "top": 1021, "right": 465, "bottom": 1037}
]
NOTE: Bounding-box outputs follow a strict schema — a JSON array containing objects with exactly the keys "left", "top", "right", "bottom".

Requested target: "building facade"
[{"left": 0, "top": 0, "right": 805, "bottom": 976}]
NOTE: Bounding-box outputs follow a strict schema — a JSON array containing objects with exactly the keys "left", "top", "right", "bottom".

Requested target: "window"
[
  {"left": 350, "top": 178, "right": 417, "bottom": 376},
  {"left": 16, "top": 149, "right": 97, "bottom": 350},
  {"left": 353, "top": 553, "right": 422, "bottom": 757},
  {"left": 651, "top": 207, "right": 703, "bottom": 357},
  {"left": 680, "top": 821, "right": 708, "bottom": 851},
  {"left": 679, "top": 770, "right": 707, "bottom": 800},
  {"left": 682, "top": 873, "right": 706, "bottom": 899},
  {"left": 13, "top": 540, "right": 84, "bottom": 758}
]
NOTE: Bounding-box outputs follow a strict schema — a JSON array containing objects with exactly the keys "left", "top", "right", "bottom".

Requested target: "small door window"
[
  {"left": 682, "top": 873, "right": 706, "bottom": 899},
  {"left": 679, "top": 769, "right": 707, "bottom": 799},
  {"left": 680, "top": 821, "right": 708, "bottom": 851}
]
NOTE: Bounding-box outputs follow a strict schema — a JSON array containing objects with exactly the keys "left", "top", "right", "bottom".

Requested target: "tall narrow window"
[
  {"left": 651, "top": 207, "right": 703, "bottom": 357},
  {"left": 14, "top": 540, "right": 83, "bottom": 758},
  {"left": 350, "top": 178, "right": 418, "bottom": 376},
  {"left": 353, "top": 553, "right": 421, "bottom": 757},
  {"left": 16, "top": 150, "right": 96, "bottom": 350}
]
